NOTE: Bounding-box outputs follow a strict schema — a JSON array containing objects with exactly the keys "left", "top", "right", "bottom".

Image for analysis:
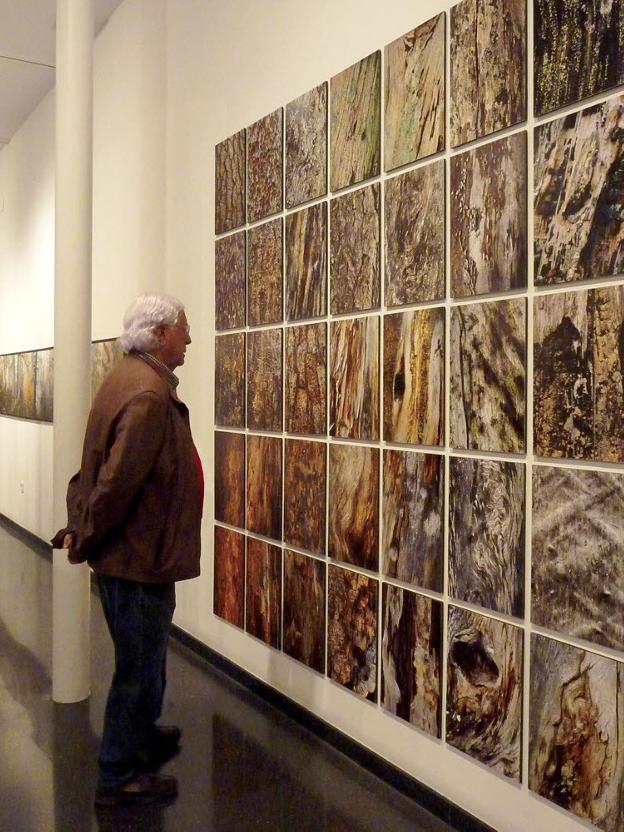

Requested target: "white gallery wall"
[{"left": 0, "top": 0, "right": 610, "bottom": 829}]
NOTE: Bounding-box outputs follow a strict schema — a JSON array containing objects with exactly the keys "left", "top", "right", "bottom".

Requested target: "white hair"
[{"left": 118, "top": 293, "right": 185, "bottom": 353}]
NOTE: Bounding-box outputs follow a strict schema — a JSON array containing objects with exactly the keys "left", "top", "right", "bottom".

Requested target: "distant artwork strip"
[
  {"left": 384, "top": 13, "right": 445, "bottom": 171},
  {"left": 534, "top": 96, "right": 624, "bottom": 286},
  {"left": 449, "top": 456, "right": 525, "bottom": 617},
  {"left": 283, "top": 550, "right": 326, "bottom": 673},
  {"left": 382, "top": 449, "right": 443, "bottom": 592},
  {"left": 447, "top": 606, "right": 523, "bottom": 780},
  {"left": 285, "top": 83, "right": 327, "bottom": 208},
  {"left": 450, "top": 0, "right": 526, "bottom": 147},
  {"left": 535, "top": 0, "right": 624, "bottom": 116},
  {"left": 213, "top": 526, "right": 245, "bottom": 628},
  {"left": 247, "top": 109, "right": 283, "bottom": 223},
  {"left": 529, "top": 634, "right": 624, "bottom": 832},
  {"left": 534, "top": 286, "right": 624, "bottom": 463},
  {"left": 532, "top": 465, "right": 624, "bottom": 651},
  {"left": 330, "top": 52, "right": 381, "bottom": 190},
  {"left": 91, "top": 339, "right": 124, "bottom": 400},
  {"left": 215, "top": 129, "right": 245, "bottom": 234},
  {"left": 328, "top": 565, "right": 378, "bottom": 701}
]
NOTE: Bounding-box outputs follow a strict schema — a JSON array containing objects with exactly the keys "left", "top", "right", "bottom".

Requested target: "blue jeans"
[{"left": 96, "top": 575, "right": 176, "bottom": 789}]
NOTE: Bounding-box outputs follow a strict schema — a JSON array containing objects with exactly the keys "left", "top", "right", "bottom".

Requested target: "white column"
[{"left": 52, "top": 0, "right": 94, "bottom": 704}]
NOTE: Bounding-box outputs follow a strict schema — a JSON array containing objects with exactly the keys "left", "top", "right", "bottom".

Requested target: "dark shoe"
[
  {"left": 94, "top": 773, "right": 178, "bottom": 807},
  {"left": 136, "top": 724, "right": 182, "bottom": 771}
]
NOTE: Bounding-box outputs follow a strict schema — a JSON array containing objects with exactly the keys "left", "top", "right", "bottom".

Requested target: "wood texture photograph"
[
  {"left": 384, "top": 161, "right": 445, "bottom": 307},
  {"left": 247, "top": 328, "right": 282, "bottom": 432},
  {"left": 285, "top": 322, "right": 326, "bottom": 435},
  {"left": 382, "top": 449, "right": 443, "bottom": 592},
  {"left": 384, "top": 13, "right": 445, "bottom": 171},
  {"left": 450, "top": 0, "right": 526, "bottom": 147},
  {"left": 285, "top": 201, "right": 327, "bottom": 321},
  {"left": 330, "top": 316, "right": 379, "bottom": 441},
  {"left": 215, "top": 230, "right": 246, "bottom": 330},
  {"left": 247, "top": 108, "right": 283, "bottom": 223},
  {"left": 283, "top": 438, "right": 326, "bottom": 555},
  {"left": 247, "top": 435, "right": 282, "bottom": 541},
  {"left": 532, "top": 465, "right": 624, "bottom": 652},
  {"left": 534, "top": 0, "right": 624, "bottom": 117},
  {"left": 529, "top": 634, "right": 624, "bottom": 832},
  {"left": 330, "top": 51, "right": 380, "bottom": 191},
  {"left": 91, "top": 339, "right": 124, "bottom": 400},
  {"left": 283, "top": 550, "right": 326, "bottom": 673},
  {"left": 449, "top": 457, "right": 525, "bottom": 617},
  {"left": 246, "top": 538, "right": 281, "bottom": 649},
  {"left": 330, "top": 183, "right": 380, "bottom": 315},
  {"left": 446, "top": 607, "right": 523, "bottom": 780},
  {"left": 329, "top": 444, "right": 379, "bottom": 571},
  {"left": 383, "top": 308, "right": 444, "bottom": 446},
  {"left": 285, "top": 82, "right": 327, "bottom": 209},
  {"left": 215, "top": 128, "right": 245, "bottom": 234},
  {"left": 213, "top": 525, "right": 245, "bottom": 628},
  {"left": 381, "top": 584, "right": 442, "bottom": 737},
  {"left": 451, "top": 131, "right": 527, "bottom": 298},
  {"left": 247, "top": 218, "right": 283, "bottom": 327},
  {"left": 534, "top": 286, "right": 624, "bottom": 463},
  {"left": 214, "top": 332, "right": 245, "bottom": 428},
  {"left": 214, "top": 431, "right": 245, "bottom": 529},
  {"left": 534, "top": 96, "right": 624, "bottom": 286},
  {"left": 450, "top": 298, "right": 526, "bottom": 453},
  {"left": 35, "top": 349, "right": 54, "bottom": 422},
  {"left": 1, "top": 352, "right": 36, "bottom": 419},
  {"left": 328, "top": 565, "right": 378, "bottom": 701}
]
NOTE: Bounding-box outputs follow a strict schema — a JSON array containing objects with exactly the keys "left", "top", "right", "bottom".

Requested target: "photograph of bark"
[
  {"left": 384, "top": 160, "right": 445, "bottom": 307},
  {"left": 328, "top": 565, "right": 378, "bottom": 701},
  {"left": 247, "top": 108, "right": 283, "bottom": 224},
  {"left": 330, "top": 316, "right": 379, "bottom": 441},
  {"left": 450, "top": 299, "right": 526, "bottom": 453},
  {"left": 0, "top": 354, "right": 15, "bottom": 416},
  {"left": 285, "top": 82, "right": 327, "bottom": 209},
  {"left": 247, "top": 328, "right": 282, "bottom": 432},
  {"left": 246, "top": 538, "right": 281, "bottom": 649},
  {"left": 214, "top": 431, "right": 245, "bottom": 529},
  {"left": 247, "top": 434, "right": 282, "bottom": 541},
  {"left": 449, "top": 457, "right": 525, "bottom": 617},
  {"left": 535, "top": 0, "right": 624, "bottom": 117},
  {"left": 284, "top": 438, "right": 326, "bottom": 555},
  {"left": 213, "top": 525, "right": 245, "bottom": 628},
  {"left": 329, "top": 444, "right": 379, "bottom": 571},
  {"left": 382, "top": 450, "right": 443, "bottom": 592},
  {"left": 35, "top": 349, "right": 53, "bottom": 422},
  {"left": 91, "top": 339, "right": 124, "bottom": 400},
  {"left": 283, "top": 550, "right": 326, "bottom": 673},
  {"left": 330, "top": 51, "right": 380, "bottom": 191},
  {"left": 215, "top": 332, "right": 245, "bottom": 428},
  {"left": 534, "top": 96, "right": 624, "bottom": 286},
  {"left": 534, "top": 286, "right": 624, "bottom": 463},
  {"left": 451, "top": 131, "right": 527, "bottom": 298},
  {"left": 285, "top": 322, "right": 326, "bottom": 435},
  {"left": 446, "top": 606, "right": 523, "bottom": 780},
  {"left": 14, "top": 352, "right": 36, "bottom": 419},
  {"left": 383, "top": 308, "right": 444, "bottom": 446},
  {"left": 330, "top": 183, "right": 380, "bottom": 315},
  {"left": 384, "top": 13, "right": 445, "bottom": 171},
  {"left": 529, "top": 634, "right": 624, "bottom": 832},
  {"left": 285, "top": 202, "right": 327, "bottom": 321},
  {"left": 532, "top": 465, "right": 624, "bottom": 652},
  {"left": 450, "top": 0, "right": 526, "bottom": 147},
  {"left": 381, "top": 584, "right": 442, "bottom": 737},
  {"left": 247, "top": 218, "right": 283, "bottom": 327},
  {"left": 215, "top": 128, "right": 246, "bottom": 234},
  {"left": 215, "top": 230, "right": 246, "bottom": 331}
]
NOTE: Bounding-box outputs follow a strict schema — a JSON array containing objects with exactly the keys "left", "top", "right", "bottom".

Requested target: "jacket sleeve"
[
  {"left": 74, "top": 391, "right": 168, "bottom": 559},
  {"left": 50, "top": 471, "right": 82, "bottom": 549}
]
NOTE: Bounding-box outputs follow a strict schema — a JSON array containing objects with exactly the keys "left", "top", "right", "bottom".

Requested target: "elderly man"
[{"left": 52, "top": 293, "right": 203, "bottom": 806}]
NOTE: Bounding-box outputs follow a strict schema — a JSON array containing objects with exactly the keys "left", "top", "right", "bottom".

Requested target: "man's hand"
[{"left": 63, "top": 532, "right": 75, "bottom": 549}]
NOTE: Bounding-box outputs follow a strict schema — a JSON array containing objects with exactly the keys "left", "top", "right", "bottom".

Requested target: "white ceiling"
[{"left": 0, "top": 0, "right": 125, "bottom": 146}]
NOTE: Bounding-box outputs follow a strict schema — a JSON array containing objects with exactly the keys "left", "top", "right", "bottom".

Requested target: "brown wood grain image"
[
  {"left": 283, "top": 550, "right": 326, "bottom": 673},
  {"left": 214, "top": 431, "right": 245, "bottom": 529},
  {"left": 246, "top": 538, "right": 281, "bottom": 649},
  {"left": 215, "top": 230, "right": 246, "bottom": 330},
  {"left": 215, "top": 332, "right": 245, "bottom": 428},
  {"left": 247, "top": 434, "right": 282, "bottom": 541},
  {"left": 285, "top": 83, "right": 327, "bottom": 208},
  {"left": 247, "top": 108, "right": 283, "bottom": 223},
  {"left": 213, "top": 525, "right": 245, "bottom": 628},
  {"left": 285, "top": 322, "right": 326, "bottom": 436},
  {"left": 215, "top": 129, "right": 246, "bottom": 234},
  {"left": 284, "top": 438, "right": 326, "bottom": 555}
]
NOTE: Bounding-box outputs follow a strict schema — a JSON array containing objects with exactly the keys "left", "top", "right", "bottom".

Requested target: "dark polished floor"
[{"left": 0, "top": 518, "right": 459, "bottom": 832}]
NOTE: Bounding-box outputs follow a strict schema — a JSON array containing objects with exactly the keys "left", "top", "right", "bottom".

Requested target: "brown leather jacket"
[{"left": 51, "top": 353, "right": 202, "bottom": 583}]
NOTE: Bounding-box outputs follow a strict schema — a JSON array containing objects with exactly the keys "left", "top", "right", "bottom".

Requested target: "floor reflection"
[{"left": 0, "top": 516, "right": 455, "bottom": 832}]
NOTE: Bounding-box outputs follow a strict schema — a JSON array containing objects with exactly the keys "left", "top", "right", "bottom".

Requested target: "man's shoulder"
[{"left": 96, "top": 354, "right": 169, "bottom": 405}]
